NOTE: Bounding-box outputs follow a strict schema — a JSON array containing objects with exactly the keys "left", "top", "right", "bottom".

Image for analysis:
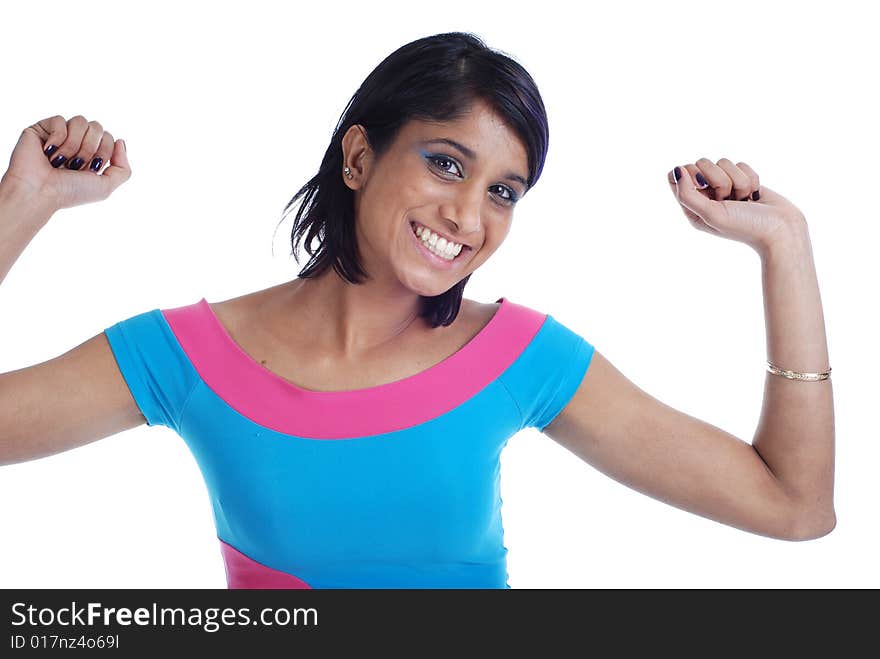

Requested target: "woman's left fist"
[{"left": 667, "top": 158, "right": 806, "bottom": 256}]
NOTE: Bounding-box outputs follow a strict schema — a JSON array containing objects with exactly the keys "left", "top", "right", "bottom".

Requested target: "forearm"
[
  {"left": 0, "top": 183, "right": 53, "bottom": 286},
  {"left": 752, "top": 219, "right": 835, "bottom": 535}
]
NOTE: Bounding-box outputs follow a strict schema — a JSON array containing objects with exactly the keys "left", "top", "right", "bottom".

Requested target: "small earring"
[{"left": 343, "top": 166, "right": 353, "bottom": 180}]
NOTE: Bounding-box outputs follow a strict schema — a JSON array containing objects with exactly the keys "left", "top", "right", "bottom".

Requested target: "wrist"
[
  {"left": 757, "top": 215, "right": 810, "bottom": 262},
  {"left": 0, "top": 178, "right": 55, "bottom": 227}
]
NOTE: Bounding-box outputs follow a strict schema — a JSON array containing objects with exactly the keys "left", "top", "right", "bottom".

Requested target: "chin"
[
  {"left": 395, "top": 268, "right": 459, "bottom": 299},
  {"left": 403, "top": 278, "right": 452, "bottom": 299}
]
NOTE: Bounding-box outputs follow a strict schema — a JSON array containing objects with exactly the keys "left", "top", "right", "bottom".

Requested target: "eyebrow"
[{"left": 421, "top": 138, "right": 528, "bottom": 191}]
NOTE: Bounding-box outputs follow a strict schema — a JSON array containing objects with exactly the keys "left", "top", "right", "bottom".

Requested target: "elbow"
[{"left": 782, "top": 507, "right": 837, "bottom": 542}]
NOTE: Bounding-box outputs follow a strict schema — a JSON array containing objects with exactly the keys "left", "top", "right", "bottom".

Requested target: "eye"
[
  {"left": 490, "top": 184, "right": 518, "bottom": 205},
  {"left": 426, "top": 154, "right": 519, "bottom": 206},
  {"left": 427, "top": 154, "right": 462, "bottom": 177}
]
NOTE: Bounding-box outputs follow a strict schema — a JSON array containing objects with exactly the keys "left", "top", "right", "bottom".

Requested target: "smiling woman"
[
  {"left": 0, "top": 29, "right": 835, "bottom": 590},
  {"left": 278, "top": 31, "right": 547, "bottom": 328}
]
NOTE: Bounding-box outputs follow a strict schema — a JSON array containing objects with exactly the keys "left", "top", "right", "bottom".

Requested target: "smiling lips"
[{"left": 410, "top": 220, "right": 469, "bottom": 261}]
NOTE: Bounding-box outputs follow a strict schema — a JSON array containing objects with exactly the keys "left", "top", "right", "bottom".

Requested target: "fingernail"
[
  {"left": 44, "top": 144, "right": 58, "bottom": 157},
  {"left": 673, "top": 166, "right": 681, "bottom": 181},
  {"left": 90, "top": 157, "right": 103, "bottom": 172},
  {"left": 695, "top": 172, "right": 708, "bottom": 187},
  {"left": 751, "top": 189, "right": 760, "bottom": 201},
  {"left": 50, "top": 154, "right": 68, "bottom": 168},
  {"left": 66, "top": 157, "right": 85, "bottom": 170}
]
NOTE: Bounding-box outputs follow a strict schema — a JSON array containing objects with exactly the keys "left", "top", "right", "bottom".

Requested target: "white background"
[{"left": 0, "top": 0, "right": 876, "bottom": 588}]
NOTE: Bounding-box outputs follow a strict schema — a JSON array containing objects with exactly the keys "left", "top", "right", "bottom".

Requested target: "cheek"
[
  {"left": 389, "top": 160, "right": 430, "bottom": 197},
  {"left": 469, "top": 219, "right": 511, "bottom": 264},
  {"left": 485, "top": 217, "right": 513, "bottom": 247}
]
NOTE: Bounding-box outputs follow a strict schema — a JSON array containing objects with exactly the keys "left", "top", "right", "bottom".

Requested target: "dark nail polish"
[
  {"left": 50, "top": 154, "right": 68, "bottom": 168},
  {"left": 44, "top": 144, "right": 58, "bottom": 157},
  {"left": 90, "top": 157, "right": 103, "bottom": 172},
  {"left": 751, "top": 190, "right": 760, "bottom": 201},
  {"left": 695, "top": 172, "right": 708, "bottom": 187},
  {"left": 673, "top": 166, "right": 681, "bottom": 181},
  {"left": 66, "top": 157, "right": 85, "bottom": 170}
]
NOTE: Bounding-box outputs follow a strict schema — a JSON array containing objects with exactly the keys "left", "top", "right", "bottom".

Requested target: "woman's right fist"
[{"left": 0, "top": 115, "right": 131, "bottom": 216}]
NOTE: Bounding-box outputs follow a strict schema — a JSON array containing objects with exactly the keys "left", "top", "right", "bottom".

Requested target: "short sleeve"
[
  {"left": 103, "top": 308, "right": 199, "bottom": 432},
  {"left": 499, "top": 313, "right": 596, "bottom": 433}
]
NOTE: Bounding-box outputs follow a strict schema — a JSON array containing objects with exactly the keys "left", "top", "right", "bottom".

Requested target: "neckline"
[{"left": 198, "top": 296, "right": 510, "bottom": 397}]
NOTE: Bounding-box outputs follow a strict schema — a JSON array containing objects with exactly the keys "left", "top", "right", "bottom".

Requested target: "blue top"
[{"left": 103, "top": 296, "right": 595, "bottom": 588}]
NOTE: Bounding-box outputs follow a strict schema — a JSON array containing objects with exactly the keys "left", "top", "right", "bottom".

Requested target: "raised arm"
[
  {"left": 543, "top": 159, "right": 835, "bottom": 541},
  {"left": 0, "top": 116, "right": 142, "bottom": 466}
]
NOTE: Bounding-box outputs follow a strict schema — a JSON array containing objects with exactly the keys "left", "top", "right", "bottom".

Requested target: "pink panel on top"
[
  {"left": 220, "top": 539, "right": 311, "bottom": 589},
  {"left": 162, "top": 296, "right": 547, "bottom": 438}
]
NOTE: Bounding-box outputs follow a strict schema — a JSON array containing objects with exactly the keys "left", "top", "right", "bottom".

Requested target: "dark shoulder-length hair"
[{"left": 279, "top": 31, "right": 549, "bottom": 328}]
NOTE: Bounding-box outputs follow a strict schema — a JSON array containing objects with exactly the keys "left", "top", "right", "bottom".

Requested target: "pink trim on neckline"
[{"left": 161, "top": 296, "right": 547, "bottom": 438}]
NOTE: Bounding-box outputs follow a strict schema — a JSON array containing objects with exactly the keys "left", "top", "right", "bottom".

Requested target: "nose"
[{"left": 439, "top": 185, "right": 483, "bottom": 239}]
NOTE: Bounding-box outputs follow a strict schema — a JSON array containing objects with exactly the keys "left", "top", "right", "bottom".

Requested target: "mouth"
[{"left": 409, "top": 220, "right": 473, "bottom": 265}]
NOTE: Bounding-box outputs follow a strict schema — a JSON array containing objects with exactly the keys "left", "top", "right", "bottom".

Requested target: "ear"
[{"left": 340, "top": 124, "right": 373, "bottom": 190}]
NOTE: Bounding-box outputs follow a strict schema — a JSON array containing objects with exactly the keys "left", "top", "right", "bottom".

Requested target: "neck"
[{"left": 279, "top": 268, "right": 426, "bottom": 358}]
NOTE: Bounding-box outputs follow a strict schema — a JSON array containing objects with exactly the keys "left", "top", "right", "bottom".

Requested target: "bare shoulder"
[
  {"left": 448, "top": 297, "right": 501, "bottom": 342},
  {"left": 207, "top": 281, "right": 291, "bottom": 332},
  {"left": 461, "top": 296, "right": 501, "bottom": 323}
]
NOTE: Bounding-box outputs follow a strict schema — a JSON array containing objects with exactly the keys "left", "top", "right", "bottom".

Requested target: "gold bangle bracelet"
[{"left": 766, "top": 360, "right": 831, "bottom": 381}]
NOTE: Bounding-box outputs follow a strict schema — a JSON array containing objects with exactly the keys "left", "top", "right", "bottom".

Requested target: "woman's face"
[{"left": 342, "top": 98, "right": 530, "bottom": 298}]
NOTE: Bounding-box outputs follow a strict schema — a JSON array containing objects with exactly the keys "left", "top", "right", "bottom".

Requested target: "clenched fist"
[
  {"left": 0, "top": 115, "right": 131, "bottom": 217},
  {"left": 667, "top": 158, "right": 806, "bottom": 257}
]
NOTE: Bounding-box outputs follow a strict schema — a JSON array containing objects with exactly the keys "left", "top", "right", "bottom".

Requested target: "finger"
[
  {"left": 748, "top": 183, "right": 790, "bottom": 207},
  {"left": 50, "top": 115, "right": 89, "bottom": 169},
  {"left": 88, "top": 131, "right": 114, "bottom": 173},
  {"left": 677, "top": 164, "right": 717, "bottom": 233},
  {"left": 736, "top": 161, "right": 761, "bottom": 201},
  {"left": 97, "top": 139, "right": 131, "bottom": 196},
  {"left": 695, "top": 157, "right": 733, "bottom": 201},
  {"left": 716, "top": 158, "right": 752, "bottom": 201},
  {"left": 33, "top": 115, "right": 68, "bottom": 159},
  {"left": 66, "top": 120, "right": 104, "bottom": 171},
  {"left": 669, "top": 165, "right": 719, "bottom": 228},
  {"left": 684, "top": 163, "right": 710, "bottom": 194},
  {"left": 14, "top": 126, "right": 45, "bottom": 163}
]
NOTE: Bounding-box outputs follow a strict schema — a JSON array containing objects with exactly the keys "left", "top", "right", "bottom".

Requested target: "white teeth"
[
  {"left": 412, "top": 222, "right": 463, "bottom": 260},
  {"left": 424, "top": 237, "right": 454, "bottom": 260}
]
